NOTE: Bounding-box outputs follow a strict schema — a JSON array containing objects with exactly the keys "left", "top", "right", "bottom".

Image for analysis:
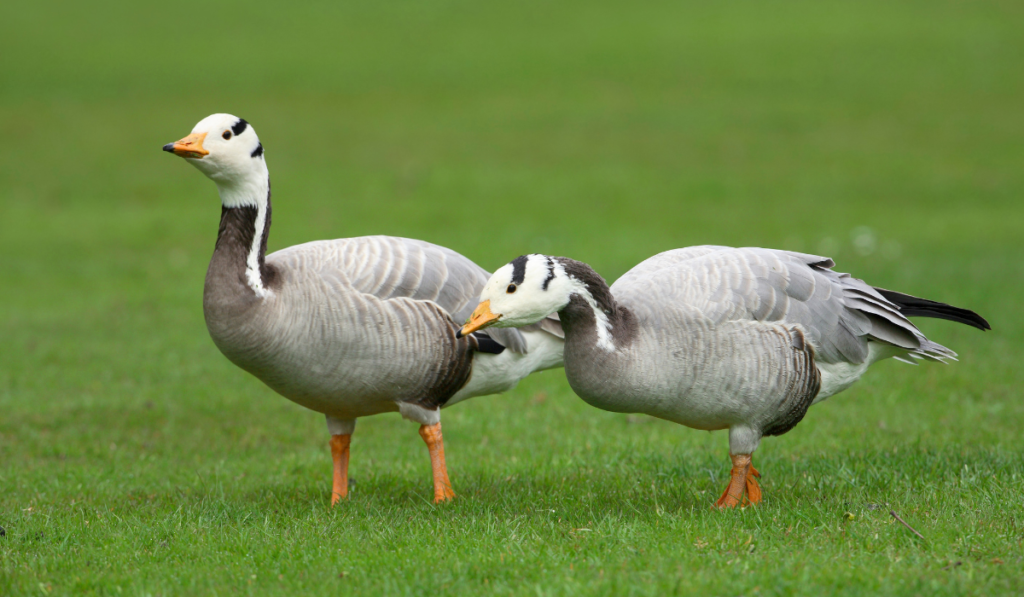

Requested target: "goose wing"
[
  {"left": 270, "top": 236, "right": 544, "bottom": 352},
  {"left": 612, "top": 246, "right": 950, "bottom": 365}
]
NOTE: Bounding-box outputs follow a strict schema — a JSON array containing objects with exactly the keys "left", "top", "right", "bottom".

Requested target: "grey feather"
[
  {"left": 612, "top": 246, "right": 953, "bottom": 366},
  {"left": 292, "top": 236, "right": 534, "bottom": 353}
]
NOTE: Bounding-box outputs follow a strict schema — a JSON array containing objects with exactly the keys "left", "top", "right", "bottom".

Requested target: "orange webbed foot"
[{"left": 714, "top": 454, "right": 762, "bottom": 509}]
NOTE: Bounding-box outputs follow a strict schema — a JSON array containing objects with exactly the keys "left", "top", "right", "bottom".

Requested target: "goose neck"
[
  {"left": 210, "top": 174, "right": 275, "bottom": 299},
  {"left": 553, "top": 260, "right": 633, "bottom": 352}
]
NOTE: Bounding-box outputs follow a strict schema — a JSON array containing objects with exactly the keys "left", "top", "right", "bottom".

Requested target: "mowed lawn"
[{"left": 2, "top": 0, "right": 1022, "bottom": 594}]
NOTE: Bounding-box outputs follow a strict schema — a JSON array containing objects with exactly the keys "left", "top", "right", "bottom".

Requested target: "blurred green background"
[{"left": 1, "top": 1, "right": 1022, "bottom": 595}]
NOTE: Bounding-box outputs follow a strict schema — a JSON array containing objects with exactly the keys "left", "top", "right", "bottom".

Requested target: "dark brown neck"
[
  {"left": 553, "top": 257, "right": 636, "bottom": 349},
  {"left": 206, "top": 183, "right": 277, "bottom": 304}
]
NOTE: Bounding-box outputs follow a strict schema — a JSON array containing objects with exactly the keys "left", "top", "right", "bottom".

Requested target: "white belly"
[
  {"left": 445, "top": 329, "right": 565, "bottom": 407},
  {"left": 813, "top": 342, "right": 899, "bottom": 404}
]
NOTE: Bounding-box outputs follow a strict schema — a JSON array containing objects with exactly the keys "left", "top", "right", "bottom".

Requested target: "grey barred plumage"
[
  {"left": 220, "top": 234, "right": 556, "bottom": 417},
  {"left": 760, "top": 327, "right": 820, "bottom": 437},
  {"left": 464, "top": 246, "right": 988, "bottom": 508},
  {"left": 612, "top": 246, "right": 976, "bottom": 367}
]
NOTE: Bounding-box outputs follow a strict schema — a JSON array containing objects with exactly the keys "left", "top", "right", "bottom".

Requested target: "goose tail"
[
  {"left": 873, "top": 288, "right": 991, "bottom": 331},
  {"left": 868, "top": 288, "right": 987, "bottom": 366}
]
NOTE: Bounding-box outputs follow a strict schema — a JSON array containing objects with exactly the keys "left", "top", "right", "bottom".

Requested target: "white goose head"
[
  {"left": 460, "top": 254, "right": 619, "bottom": 350},
  {"left": 163, "top": 113, "right": 267, "bottom": 208},
  {"left": 459, "top": 254, "right": 580, "bottom": 331}
]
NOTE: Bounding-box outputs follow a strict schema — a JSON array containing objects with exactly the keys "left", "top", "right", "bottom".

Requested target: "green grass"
[{"left": 2, "top": 0, "right": 1023, "bottom": 594}]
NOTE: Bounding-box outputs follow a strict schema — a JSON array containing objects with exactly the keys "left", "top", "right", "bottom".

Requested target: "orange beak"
[
  {"left": 457, "top": 300, "right": 501, "bottom": 337},
  {"left": 162, "top": 132, "right": 209, "bottom": 158}
]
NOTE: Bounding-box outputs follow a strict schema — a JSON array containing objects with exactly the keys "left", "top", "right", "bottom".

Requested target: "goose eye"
[
  {"left": 506, "top": 284, "right": 517, "bottom": 294},
  {"left": 222, "top": 131, "right": 232, "bottom": 140}
]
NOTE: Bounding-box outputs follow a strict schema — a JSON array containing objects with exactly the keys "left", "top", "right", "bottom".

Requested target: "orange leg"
[
  {"left": 330, "top": 434, "right": 351, "bottom": 506},
  {"left": 714, "top": 453, "right": 762, "bottom": 508},
  {"left": 419, "top": 422, "right": 456, "bottom": 503}
]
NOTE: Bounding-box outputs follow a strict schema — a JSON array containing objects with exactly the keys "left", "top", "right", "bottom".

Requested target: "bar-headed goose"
[
  {"left": 459, "top": 247, "right": 989, "bottom": 508},
  {"left": 162, "top": 114, "right": 563, "bottom": 503}
]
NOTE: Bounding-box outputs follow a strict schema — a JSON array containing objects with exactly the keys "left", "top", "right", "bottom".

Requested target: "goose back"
[{"left": 611, "top": 246, "right": 953, "bottom": 365}]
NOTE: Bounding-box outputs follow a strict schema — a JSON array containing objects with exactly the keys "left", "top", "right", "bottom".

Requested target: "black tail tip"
[{"left": 875, "top": 288, "right": 991, "bottom": 331}]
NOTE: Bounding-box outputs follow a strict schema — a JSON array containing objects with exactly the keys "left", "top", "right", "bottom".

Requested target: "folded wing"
[
  {"left": 612, "top": 246, "right": 955, "bottom": 365},
  {"left": 270, "top": 236, "right": 562, "bottom": 353}
]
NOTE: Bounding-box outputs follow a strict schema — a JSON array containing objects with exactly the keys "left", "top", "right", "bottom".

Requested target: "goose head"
[
  {"left": 459, "top": 254, "right": 578, "bottom": 335},
  {"left": 163, "top": 113, "right": 267, "bottom": 208}
]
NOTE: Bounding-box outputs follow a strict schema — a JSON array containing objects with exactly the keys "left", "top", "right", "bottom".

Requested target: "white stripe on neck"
[
  {"left": 567, "top": 278, "right": 615, "bottom": 351},
  {"left": 218, "top": 174, "right": 272, "bottom": 298},
  {"left": 245, "top": 199, "right": 270, "bottom": 298}
]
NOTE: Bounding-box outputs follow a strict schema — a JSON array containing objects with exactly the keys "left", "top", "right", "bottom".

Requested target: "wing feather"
[
  {"left": 612, "top": 246, "right": 942, "bottom": 365},
  {"left": 268, "top": 236, "right": 547, "bottom": 353}
]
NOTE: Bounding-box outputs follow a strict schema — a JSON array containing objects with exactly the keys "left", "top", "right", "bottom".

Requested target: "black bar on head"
[
  {"left": 542, "top": 257, "right": 556, "bottom": 290},
  {"left": 511, "top": 255, "right": 529, "bottom": 285}
]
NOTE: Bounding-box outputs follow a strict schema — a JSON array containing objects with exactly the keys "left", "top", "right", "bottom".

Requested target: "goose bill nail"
[
  {"left": 459, "top": 300, "right": 500, "bottom": 336},
  {"left": 166, "top": 132, "right": 209, "bottom": 158}
]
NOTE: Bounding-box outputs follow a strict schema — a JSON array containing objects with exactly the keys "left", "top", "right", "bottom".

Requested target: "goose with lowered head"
[
  {"left": 459, "top": 248, "right": 989, "bottom": 507},
  {"left": 162, "top": 114, "right": 563, "bottom": 503}
]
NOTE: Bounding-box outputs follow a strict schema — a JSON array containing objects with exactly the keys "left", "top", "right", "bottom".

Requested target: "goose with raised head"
[
  {"left": 459, "top": 247, "right": 989, "bottom": 508},
  {"left": 162, "top": 114, "right": 564, "bottom": 503}
]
